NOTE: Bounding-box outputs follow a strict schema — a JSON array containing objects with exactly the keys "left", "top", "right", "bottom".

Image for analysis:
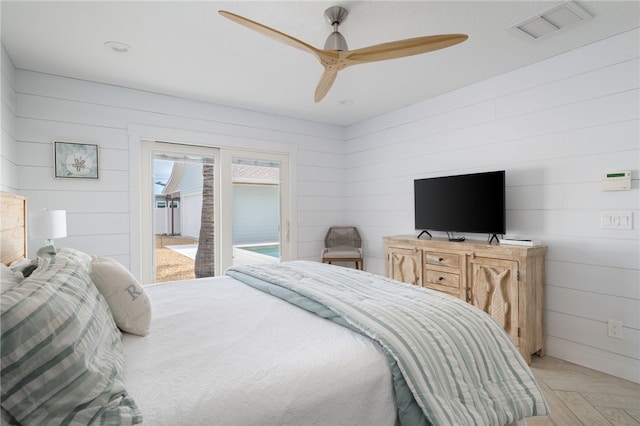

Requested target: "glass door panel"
[
  {"left": 231, "top": 156, "right": 282, "bottom": 266},
  {"left": 142, "top": 141, "right": 219, "bottom": 283}
]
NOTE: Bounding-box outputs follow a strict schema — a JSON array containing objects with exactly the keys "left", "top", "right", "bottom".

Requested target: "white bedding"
[{"left": 122, "top": 276, "right": 398, "bottom": 426}]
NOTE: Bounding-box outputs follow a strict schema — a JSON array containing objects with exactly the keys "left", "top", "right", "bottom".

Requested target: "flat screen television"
[{"left": 414, "top": 170, "right": 505, "bottom": 239}]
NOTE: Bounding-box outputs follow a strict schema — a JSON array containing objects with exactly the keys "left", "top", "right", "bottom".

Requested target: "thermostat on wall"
[{"left": 601, "top": 171, "right": 631, "bottom": 191}]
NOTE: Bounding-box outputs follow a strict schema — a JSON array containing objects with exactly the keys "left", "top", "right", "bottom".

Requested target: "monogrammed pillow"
[
  {"left": 89, "top": 256, "right": 151, "bottom": 336},
  {"left": 1, "top": 249, "right": 142, "bottom": 424}
]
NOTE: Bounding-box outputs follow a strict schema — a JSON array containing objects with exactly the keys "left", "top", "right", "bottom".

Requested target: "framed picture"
[{"left": 54, "top": 141, "right": 99, "bottom": 179}]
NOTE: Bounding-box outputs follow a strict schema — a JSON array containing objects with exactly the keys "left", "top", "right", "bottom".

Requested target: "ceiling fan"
[{"left": 219, "top": 6, "right": 468, "bottom": 103}]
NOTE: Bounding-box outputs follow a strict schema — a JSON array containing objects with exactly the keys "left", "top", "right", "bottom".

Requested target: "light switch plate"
[{"left": 601, "top": 211, "right": 633, "bottom": 230}]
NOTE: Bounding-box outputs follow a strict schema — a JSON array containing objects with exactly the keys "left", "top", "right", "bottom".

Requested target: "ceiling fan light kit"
[{"left": 218, "top": 6, "right": 468, "bottom": 103}]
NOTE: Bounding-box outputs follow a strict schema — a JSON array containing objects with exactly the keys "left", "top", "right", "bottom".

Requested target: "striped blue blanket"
[{"left": 227, "top": 261, "right": 548, "bottom": 426}]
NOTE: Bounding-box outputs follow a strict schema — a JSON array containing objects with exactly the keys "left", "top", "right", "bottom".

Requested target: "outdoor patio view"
[
  {"left": 155, "top": 235, "right": 198, "bottom": 282},
  {"left": 153, "top": 157, "right": 281, "bottom": 283}
]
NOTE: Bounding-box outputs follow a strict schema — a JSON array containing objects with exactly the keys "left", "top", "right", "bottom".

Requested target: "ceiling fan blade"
[
  {"left": 345, "top": 34, "right": 468, "bottom": 64},
  {"left": 314, "top": 69, "right": 338, "bottom": 103},
  {"left": 220, "top": 9, "right": 467, "bottom": 103},
  {"left": 219, "top": 10, "right": 322, "bottom": 60}
]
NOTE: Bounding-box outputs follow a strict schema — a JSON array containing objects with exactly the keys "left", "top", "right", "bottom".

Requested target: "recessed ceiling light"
[{"left": 104, "top": 41, "right": 132, "bottom": 54}]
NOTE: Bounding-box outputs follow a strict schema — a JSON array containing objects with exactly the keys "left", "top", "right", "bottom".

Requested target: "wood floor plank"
[
  {"left": 598, "top": 407, "right": 640, "bottom": 426},
  {"left": 555, "top": 391, "right": 612, "bottom": 426},
  {"left": 529, "top": 356, "right": 640, "bottom": 426},
  {"left": 534, "top": 378, "right": 583, "bottom": 426},
  {"left": 526, "top": 416, "right": 556, "bottom": 425},
  {"left": 542, "top": 377, "right": 639, "bottom": 396},
  {"left": 582, "top": 392, "right": 640, "bottom": 411},
  {"left": 531, "top": 357, "right": 640, "bottom": 394},
  {"left": 627, "top": 408, "right": 640, "bottom": 423}
]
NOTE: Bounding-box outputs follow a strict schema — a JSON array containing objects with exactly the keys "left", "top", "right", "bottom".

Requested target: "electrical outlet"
[{"left": 607, "top": 319, "right": 623, "bottom": 339}]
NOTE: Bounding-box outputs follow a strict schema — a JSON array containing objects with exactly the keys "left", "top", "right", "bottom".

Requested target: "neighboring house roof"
[
  {"left": 162, "top": 162, "right": 186, "bottom": 195},
  {"left": 232, "top": 164, "right": 279, "bottom": 184},
  {"left": 163, "top": 162, "right": 280, "bottom": 196}
]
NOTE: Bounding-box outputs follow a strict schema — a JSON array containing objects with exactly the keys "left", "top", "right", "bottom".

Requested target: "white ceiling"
[{"left": 2, "top": 1, "right": 638, "bottom": 126}]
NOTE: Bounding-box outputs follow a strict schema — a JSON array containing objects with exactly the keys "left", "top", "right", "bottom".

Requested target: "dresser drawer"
[
  {"left": 425, "top": 252, "right": 460, "bottom": 269},
  {"left": 424, "top": 270, "right": 460, "bottom": 289},
  {"left": 424, "top": 284, "right": 461, "bottom": 299}
]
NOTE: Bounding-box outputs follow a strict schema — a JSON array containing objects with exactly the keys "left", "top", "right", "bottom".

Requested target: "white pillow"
[
  {"left": 9, "top": 257, "right": 39, "bottom": 278},
  {"left": 89, "top": 256, "right": 151, "bottom": 336},
  {"left": 1, "top": 264, "right": 23, "bottom": 293},
  {"left": 1, "top": 250, "right": 142, "bottom": 424}
]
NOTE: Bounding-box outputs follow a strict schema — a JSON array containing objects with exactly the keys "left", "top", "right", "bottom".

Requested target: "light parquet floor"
[{"left": 527, "top": 356, "right": 640, "bottom": 426}]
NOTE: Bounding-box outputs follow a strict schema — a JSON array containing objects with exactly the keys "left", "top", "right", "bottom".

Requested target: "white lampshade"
[{"left": 30, "top": 209, "right": 67, "bottom": 244}]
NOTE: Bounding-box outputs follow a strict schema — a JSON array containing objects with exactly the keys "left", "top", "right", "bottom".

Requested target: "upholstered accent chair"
[{"left": 321, "top": 226, "right": 363, "bottom": 270}]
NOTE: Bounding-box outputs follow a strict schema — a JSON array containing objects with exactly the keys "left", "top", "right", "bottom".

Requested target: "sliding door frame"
[
  {"left": 128, "top": 124, "right": 297, "bottom": 283},
  {"left": 140, "top": 141, "right": 221, "bottom": 283}
]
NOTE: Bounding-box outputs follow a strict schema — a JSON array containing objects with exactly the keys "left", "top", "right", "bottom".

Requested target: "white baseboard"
[{"left": 545, "top": 336, "right": 640, "bottom": 383}]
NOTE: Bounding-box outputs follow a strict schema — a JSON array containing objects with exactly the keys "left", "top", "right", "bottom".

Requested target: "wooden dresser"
[{"left": 383, "top": 236, "right": 546, "bottom": 363}]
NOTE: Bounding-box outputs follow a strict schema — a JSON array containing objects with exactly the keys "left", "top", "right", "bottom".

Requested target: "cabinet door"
[
  {"left": 467, "top": 257, "right": 519, "bottom": 346},
  {"left": 387, "top": 247, "right": 422, "bottom": 286}
]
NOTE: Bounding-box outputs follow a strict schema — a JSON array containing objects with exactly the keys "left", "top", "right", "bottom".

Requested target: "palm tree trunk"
[{"left": 194, "top": 163, "right": 215, "bottom": 278}]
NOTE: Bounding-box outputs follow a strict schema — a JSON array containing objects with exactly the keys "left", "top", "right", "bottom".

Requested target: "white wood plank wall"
[
  {"left": 1, "top": 46, "right": 19, "bottom": 193},
  {"left": 1, "top": 44, "right": 345, "bottom": 268},
  {"left": 344, "top": 29, "right": 639, "bottom": 383}
]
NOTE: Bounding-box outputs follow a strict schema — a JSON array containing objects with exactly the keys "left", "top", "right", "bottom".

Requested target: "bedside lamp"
[{"left": 30, "top": 209, "right": 67, "bottom": 247}]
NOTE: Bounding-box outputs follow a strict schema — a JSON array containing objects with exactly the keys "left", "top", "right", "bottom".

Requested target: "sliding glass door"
[{"left": 141, "top": 143, "right": 290, "bottom": 284}]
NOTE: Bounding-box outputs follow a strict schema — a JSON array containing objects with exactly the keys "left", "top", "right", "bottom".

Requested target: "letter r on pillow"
[{"left": 124, "top": 285, "right": 142, "bottom": 301}]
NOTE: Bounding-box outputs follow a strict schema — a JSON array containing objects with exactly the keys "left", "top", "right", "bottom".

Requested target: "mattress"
[{"left": 121, "top": 276, "right": 398, "bottom": 425}]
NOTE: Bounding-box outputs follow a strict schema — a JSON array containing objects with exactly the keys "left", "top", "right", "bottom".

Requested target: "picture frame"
[{"left": 54, "top": 141, "right": 99, "bottom": 179}]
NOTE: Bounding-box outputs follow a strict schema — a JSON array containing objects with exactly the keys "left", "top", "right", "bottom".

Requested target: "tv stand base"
[{"left": 417, "top": 230, "right": 432, "bottom": 239}]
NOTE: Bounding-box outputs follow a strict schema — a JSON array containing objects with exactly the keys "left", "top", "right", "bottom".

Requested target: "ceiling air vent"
[{"left": 510, "top": 1, "right": 593, "bottom": 40}]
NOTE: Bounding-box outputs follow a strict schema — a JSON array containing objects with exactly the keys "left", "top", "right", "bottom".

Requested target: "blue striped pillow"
[{"left": 1, "top": 248, "right": 143, "bottom": 425}]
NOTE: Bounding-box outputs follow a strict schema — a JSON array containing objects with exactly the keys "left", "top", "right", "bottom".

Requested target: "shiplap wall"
[
  {"left": 345, "top": 29, "right": 639, "bottom": 382},
  {"left": 1, "top": 45, "right": 346, "bottom": 269},
  {"left": 1, "top": 47, "right": 18, "bottom": 193}
]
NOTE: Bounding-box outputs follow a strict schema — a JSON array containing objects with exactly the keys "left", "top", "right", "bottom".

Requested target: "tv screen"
[{"left": 414, "top": 170, "right": 505, "bottom": 235}]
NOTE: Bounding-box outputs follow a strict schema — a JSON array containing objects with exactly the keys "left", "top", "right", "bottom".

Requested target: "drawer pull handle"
[
  {"left": 439, "top": 257, "right": 444, "bottom": 262},
  {"left": 439, "top": 276, "right": 444, "bottom": 281}
]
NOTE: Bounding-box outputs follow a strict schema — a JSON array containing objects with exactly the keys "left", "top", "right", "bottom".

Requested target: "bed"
[{"left": 1, "top": 191, "right": 549, "bottom": 425}]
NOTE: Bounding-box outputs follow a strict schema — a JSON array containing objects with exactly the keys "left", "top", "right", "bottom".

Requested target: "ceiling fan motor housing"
[{"left": 324, "top": 6, "right": 349, "bottom": 51}]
